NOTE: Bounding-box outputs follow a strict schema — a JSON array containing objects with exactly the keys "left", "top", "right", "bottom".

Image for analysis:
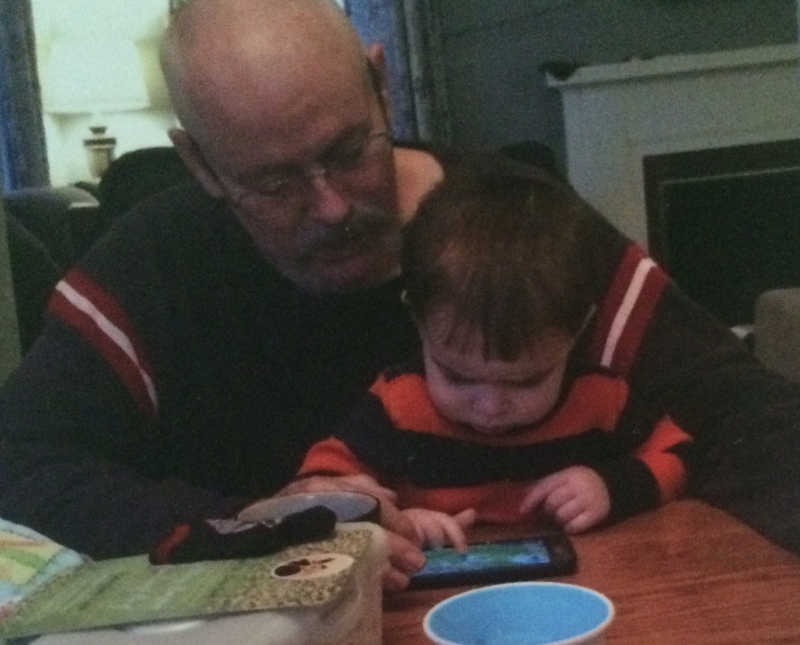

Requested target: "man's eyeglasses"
[{"left": 228, "top": 130, "right": 391, "bottom": 204}]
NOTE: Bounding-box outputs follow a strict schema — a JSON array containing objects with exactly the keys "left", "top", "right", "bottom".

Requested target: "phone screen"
[
  {"left": 421, "top": 538, "right": 551, "bottom": 576},
  {"left": 409, "top": 535, "right": 576, "bottom": 589}
]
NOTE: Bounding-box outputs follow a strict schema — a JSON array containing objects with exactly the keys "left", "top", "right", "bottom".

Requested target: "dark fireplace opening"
[{"left": 644, "top": 139, "right": 800, "bottom": 327}]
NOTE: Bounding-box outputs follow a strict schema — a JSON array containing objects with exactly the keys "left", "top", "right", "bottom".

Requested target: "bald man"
[
  {"left": 1, "top": 0, "right": 799, "bottom": 591},
  {"left": 1, "top": 0, "right": 434, "bottom": 590},
  {"left": 162, "top": 0, "right": 442, "bottom": 587}
]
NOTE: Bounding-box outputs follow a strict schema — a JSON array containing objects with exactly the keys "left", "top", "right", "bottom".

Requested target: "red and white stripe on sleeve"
[
  {"left": 589, "top": 244, "right": 669, "bottom": 376},
  {"left": 48, "top": 268, "right": 158, "bottom": 419}
]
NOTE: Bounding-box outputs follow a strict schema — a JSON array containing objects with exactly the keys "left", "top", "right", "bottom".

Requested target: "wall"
[
  {"left": 31, "top": 0, "right": 175, "bottom": 185},
  {"left": 436, "top": 0, "right": 798, "bottom": 170}
]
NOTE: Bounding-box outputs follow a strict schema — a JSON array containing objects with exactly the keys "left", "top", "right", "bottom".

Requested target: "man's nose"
[{"left": 307, "top": 171, "right": 350, "bottom": 224}]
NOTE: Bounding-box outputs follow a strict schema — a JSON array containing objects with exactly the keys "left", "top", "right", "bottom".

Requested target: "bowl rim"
[
  {"left": 422, "top": 581, "right": 615, "bottom": 645},
  {"left": 236, "top": 490, "right": 381, "bottom": 523}
]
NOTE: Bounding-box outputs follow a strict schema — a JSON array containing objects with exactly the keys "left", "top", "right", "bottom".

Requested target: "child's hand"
[
  {"left": 402, "top": 507, "right": 476, "bottom": 552},
  {"left": 518, "top": 466, "right": 610, "bottom": 534}
]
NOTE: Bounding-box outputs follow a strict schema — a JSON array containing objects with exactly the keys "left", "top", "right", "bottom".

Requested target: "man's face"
[
  {"left": 418, "top": 308, "right": 575, "bottom": 436},
  {"left": 200, "top": 63, "right": 403, "bottom": 294}
]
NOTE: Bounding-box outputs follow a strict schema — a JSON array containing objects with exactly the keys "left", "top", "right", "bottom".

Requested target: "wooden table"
[{"left": 382, "top": 500, "right": 800, "bottom": 644}]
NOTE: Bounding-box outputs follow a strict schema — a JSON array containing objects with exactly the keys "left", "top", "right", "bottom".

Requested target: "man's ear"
[
  {"left": 365, "top": 43, "right": 392, "bottom": 127},
  {"left": 168, "top": 128, "right": 225, "bottom": 199},
  {"left": 366, "top": 42, "right": 385, "bottom": 72}
]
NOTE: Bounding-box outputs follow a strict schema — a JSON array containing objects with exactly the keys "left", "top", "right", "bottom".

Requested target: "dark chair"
[
  {"left": 3, "top": 185, "right": 99, "bottom": 270},
  {"left": 3, "top": 185, "right": 101, "bottom": 354},
  {"left": 2, "top": 147, "right": 192, "bottom": 355},
  {"left": 4, "top": 212, "right": 61, "bottom": 353},
  {"left": 97, "top": 146, "right": 192, "bottom": 222}
]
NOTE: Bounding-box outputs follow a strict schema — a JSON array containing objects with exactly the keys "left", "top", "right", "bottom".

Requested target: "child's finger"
[
  {"left": 519, "top": 473, "right": 566, "bottom": 514},
  {"left": 411, "top": 518, "right": 427, "bottom": 546},
  {"left": 552, "top": 497, "right": 584, "bottom": 525},
  {"left": 563, "top": 509, "right": 597, "bottom": 534},
  {"left": 438, "top": 515, "right": 469, "bottom": 552},
  {"left": 382, "top": 499, "right": 421, "bottom": 543},
  {"left": 453, "top": 508, "right": 476, "bottom": 530},
  {"left": 542, "top": 484, "right": 575, "bottom": 515},
  {"left": 419, "top": 516, "right": 448, "bottom": 549},
  {"left": 381, "top": 562, "right": 411, "bottom": 592},
  {"left": 386, "top": 531, "right": 426, "bottom": 576}
]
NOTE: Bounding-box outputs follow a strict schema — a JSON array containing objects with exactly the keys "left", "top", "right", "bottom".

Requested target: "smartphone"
[{"left": 408, "top": 533, "right": 577, "bottom": 589}]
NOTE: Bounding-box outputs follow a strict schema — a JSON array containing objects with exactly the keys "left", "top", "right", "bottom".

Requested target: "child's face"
[{"left": 418, "top": 309, "right": 575, "bottom": 436}]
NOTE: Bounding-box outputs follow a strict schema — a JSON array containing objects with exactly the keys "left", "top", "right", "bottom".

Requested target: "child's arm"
[
  {"left": 519, "top": 415, "right": 691, "bottom": 532},
  {"left": 402, "top": 507, "right": 476, "bottom": 552},
  {"left": 295, "top": 390, "right": 399, "bottom": 482},
  {"left": 297, "top": 436, "right": 379, "bottom": 480},
  {"left": 297, "top": 422, "right": 480, "bottom": 552},
  {"left": 518, "top": 466, "right": 610, "bottom": 534}
]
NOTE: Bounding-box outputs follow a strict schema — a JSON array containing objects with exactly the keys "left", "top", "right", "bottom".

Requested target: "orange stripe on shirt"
[
  {"left": 634, "top": 416, "right": 691, "bottom": 503},
  {"left": 371, "top": 371, "right": 629, "bottom": 446},
  {"left": 298, "top": 437, "right": 378, "bottom": 480}
]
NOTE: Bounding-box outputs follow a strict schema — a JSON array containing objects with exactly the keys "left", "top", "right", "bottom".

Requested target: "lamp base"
[{"left": 83, "top": 125, "right": 116, "bottom": 178}]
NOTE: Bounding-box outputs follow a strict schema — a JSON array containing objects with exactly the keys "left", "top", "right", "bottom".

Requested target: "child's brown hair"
[{"left": 402, "top": 154, "right": 598, "bottom": 361}]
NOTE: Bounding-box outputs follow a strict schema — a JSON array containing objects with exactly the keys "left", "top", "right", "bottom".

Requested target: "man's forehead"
[
  {"left": 172, "top": 0, "right": 363, "bottom": 77},
  {"left": 202, "top": 79, "right": 376, "bottom": 179}
]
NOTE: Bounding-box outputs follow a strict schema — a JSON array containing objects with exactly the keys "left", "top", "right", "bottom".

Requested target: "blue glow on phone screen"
[{"left": 421, "top": 540, "right": 551, "bottom": 575}]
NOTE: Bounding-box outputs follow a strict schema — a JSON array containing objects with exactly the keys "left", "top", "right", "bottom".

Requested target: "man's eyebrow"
[{"left": 235, "top": 163, "right": 294, "bottom": 183}]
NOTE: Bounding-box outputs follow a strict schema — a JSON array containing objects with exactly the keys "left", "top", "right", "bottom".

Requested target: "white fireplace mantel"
[{"left": 548, "top": 44, "right": 800, "bottom": 245}]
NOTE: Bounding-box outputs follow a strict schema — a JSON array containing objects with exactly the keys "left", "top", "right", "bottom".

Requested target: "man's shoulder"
[
  {"left": 72, "top": 181, "right": 271, "bottom": 319},
  {"left": 109, "top": 180, "right": 224, "bottom": 240},
  {"left": 84, "top": 182, "right": 253, "bottom": 271}
]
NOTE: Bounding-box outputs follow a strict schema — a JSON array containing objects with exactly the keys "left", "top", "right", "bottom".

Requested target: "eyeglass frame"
[
  {"left": 221, "top": 128, "right": 393, "bottom": 207},
  {"left": 208, "top": 56, "right": 393, "bottom": 207},
  {"left": 184, "top": 55, "right": 392, "bottom": 209}
]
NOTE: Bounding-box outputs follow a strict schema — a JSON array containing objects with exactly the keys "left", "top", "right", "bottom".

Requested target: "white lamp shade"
[{"left": 43, "top": 37, "right": 150, "bottom": 114}]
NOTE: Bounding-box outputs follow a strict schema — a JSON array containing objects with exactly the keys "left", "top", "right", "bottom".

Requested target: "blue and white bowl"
[{"left": 423, "top": 582, "right": 614, "bottom": 645}]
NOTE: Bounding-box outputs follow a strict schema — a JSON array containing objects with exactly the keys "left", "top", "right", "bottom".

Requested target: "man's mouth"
[
  {"left": 313, "top": 235, "right": 367, "bottom": 262},
  {"left": 307, "top": 218, "right": 390, "bottom": 263}
]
